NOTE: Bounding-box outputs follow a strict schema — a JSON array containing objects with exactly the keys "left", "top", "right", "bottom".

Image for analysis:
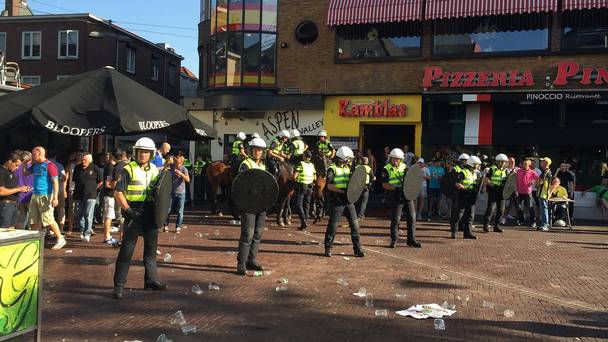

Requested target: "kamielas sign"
[{"left": 423, "top": 62, "right": 608, "bottom": 89}]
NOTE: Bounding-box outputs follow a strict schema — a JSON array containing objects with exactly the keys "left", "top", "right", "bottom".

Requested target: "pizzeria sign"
[{"left": 423, "top": 62, "right": 608, "bottom": 89}]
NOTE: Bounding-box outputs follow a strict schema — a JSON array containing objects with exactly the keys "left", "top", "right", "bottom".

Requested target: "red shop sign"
[
  {"left": 423, "top": 62, "right": 608, "bottom": 89},
  {"left": 339, "top": 99, "right": 407, "bottom": 118}
]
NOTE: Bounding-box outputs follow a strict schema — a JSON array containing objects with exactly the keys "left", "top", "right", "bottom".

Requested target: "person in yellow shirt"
[{"left": 548, "top": 177, "right": 569, "bottom": 228}]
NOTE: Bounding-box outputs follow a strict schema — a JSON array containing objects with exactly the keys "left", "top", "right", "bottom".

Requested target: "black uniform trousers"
[
  {"left": 389, "top": 189, "right": 417, "bottom": 243},
  {"left": 237, "top": 211, "right": 266, "bottom": 266},
  {"left": 356, "top": 185, "right": 370, "bottom": 219},
  {"left": 324, "top": 194, "right": 361, "bottom": 251},
  {"left": 295, "top": 183, "right": 313, "bottom": 226},
  {"left": 450, "top": 191, "right": 475, "bottom": 236},
  {"left": 483, "top": 187, "right": 505, "bottom": 229},
  {"left": 114, "top": 205, "right": 159, "bottom": 287}
]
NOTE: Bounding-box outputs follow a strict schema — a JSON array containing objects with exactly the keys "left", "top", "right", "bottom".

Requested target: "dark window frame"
[{"left": 560, "top": 8, "right": 608, "bottom": 53}]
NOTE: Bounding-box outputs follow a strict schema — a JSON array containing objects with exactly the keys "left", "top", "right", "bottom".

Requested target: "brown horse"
[
  {"left": 311, "top": 152, "right": 329, "bottom": 223},
  {"left": 205, "top": 161, "right": 232, "bottom": 215},
  {"left": 275, "top": 161, "right": 295, "bottom": 226}
]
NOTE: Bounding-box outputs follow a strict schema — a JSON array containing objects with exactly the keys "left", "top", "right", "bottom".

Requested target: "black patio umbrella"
[
  {"left": 163, "top": 113, "right": 217, "bottom": 141},
  {"left": 0, "top": 67, "right": 189, "bottom": 136}
]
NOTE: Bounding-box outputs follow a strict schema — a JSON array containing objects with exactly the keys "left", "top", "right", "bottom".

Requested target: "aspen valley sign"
[{"left": 423, "top": 62, "right": 608, "bottom": 88}]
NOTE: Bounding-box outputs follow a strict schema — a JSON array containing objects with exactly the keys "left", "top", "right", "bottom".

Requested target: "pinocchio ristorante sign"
[{"left": 423, "top": 62, "right": 608, "bottom": 88}]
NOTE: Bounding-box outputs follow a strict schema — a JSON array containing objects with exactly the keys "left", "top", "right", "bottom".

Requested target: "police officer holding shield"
[
  {"left": 482, "top": 154, "right": 509, "bottom": 233},
  {"left": 382, "top": 148, "right": 421, "bottom": 248},
  {"left": 236, "top": 138, "right": 269, "bottom": 275},
  {"left": 450, "top": 156, "right": 481, "bottom": 239},
  {"left": 113, "top": 137, "right": 167, "bottom": 299},
  {"left": 293, "top": 150, "right": 316, "bottom": 231},
  {"left": 324, "top": 146, "right": 364, "bottom": 258}
]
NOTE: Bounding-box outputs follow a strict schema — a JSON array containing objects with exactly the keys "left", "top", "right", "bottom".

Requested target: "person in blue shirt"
[
  {"left": 152, "top": 142, "right": 171, "bottom": 168},
  {"left": 427, "top": 158, "right": 445, "bottom": 219}
]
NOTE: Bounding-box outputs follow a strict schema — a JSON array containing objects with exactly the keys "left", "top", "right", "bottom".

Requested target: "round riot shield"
[
  {"left": 403, "top": 164, "right": 424, "bottom": 201},
  {"left": 154, "top": 169, "right": 173, "bottom": 228},
  {"left": 346, "top": 166, "right": 367, "bottom": 204},
  {"left": 232, "top": 169, "right": 279, "bottom": 214},
  {"left": 440, "top": 171, "right": 459, "bottom": 201},
  {"left": 502, "top": 172, "right": 517, "bottom": 200}
]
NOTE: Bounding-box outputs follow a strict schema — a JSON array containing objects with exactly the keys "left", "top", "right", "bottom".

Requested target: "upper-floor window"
[
  {"left": 337, "top": 22, "right": 422, "bottom": 61},
  {"left": 22, "top": 31, "right": 41, "bottom": 59},
  {"left": 151, "top": 64, "right": 160, "bottom": 81},
  {"left": 206, "top": 0, "right": 277, "bottom": 88},
  {"left": 433, "top": 13, "right": 550, "bottom": 56},
  {"left": 58, "top": 30, "right": 78, "bottom": 59},
  {"left": 168, "top": 63, "right": 177, "bottom": 86},
  {"left": 0, "top": 33, "right": 6, "bottom": 55},
  {"left": 126, "top": 48, "right": 136, "bottom": 74},
  {"left": 21, "top": 75, "right": 41, "bottom": 86},
  {"left": 562, "top": 8, "right": 608, "bottom": 51}
]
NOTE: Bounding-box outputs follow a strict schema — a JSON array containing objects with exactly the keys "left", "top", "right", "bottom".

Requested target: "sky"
[{"left": 18, "top": 0, "right": 201, "bottom": 76}]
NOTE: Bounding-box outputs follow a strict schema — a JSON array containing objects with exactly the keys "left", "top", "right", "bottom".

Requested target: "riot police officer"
[
  {"left": 266, "top": 130, "right": 290, "bottom": 176},
  {"left": 316, "top": 130, "right": 336, "bottom": 160},
  {"left": 324, "top": 146, "right": 364, "bottom": 258},
  {"left": 289, "top": 129, "right": 308, "bottom": 165},
  {"left": 482, "top": 154, "right": 509, "bottom": 233},
  {"left": 293, "top": 150, "right": 316, "bottom": 231},
  {"left": 356, "top": 156, "right": 375, "bottom": 221},
  {"left": 231, "top": 132, "right": 248, "bottom": 176},
  {"left": 236, "top": 137, "right": 269, "bottom": 275},
  {"left": 450, "top": 156, "right": 481, "bottom": 239},
  {"left": 113, "top": 137, "right": 167, "bottom": 299},
  {"left": 382, "top": 148, "right": 420, "bottom": 248}
]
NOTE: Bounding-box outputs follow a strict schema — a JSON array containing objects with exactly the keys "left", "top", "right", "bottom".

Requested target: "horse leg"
[
  {"left": 286, "top": 197, "right": 292, "bottom": 226},
  {"left": 277, "top": 197, "right": 285, "bottom": 226}
]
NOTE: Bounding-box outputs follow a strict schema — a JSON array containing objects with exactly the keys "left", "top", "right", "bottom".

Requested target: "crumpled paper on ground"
[{"left": 395, "top": 303, "right": 456, "bottom": 319}]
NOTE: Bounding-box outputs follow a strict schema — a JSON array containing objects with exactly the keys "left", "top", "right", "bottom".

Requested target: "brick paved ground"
[{"left": 14, "top": 206, "right": 608, "bottom": 342}]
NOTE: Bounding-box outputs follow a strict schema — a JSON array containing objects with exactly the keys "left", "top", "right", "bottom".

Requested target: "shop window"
[
  {"left": 562, "top": 9, "right": 608, "bottom": 51},
  {"left": 206, "top": 0, "right": 277, "bottom": 88},
  {"left": 433, "top": 13, "right": 549, "bottom": 56},
  {"left": 337, "top": 22, "right": 422, "bottom": 60}
]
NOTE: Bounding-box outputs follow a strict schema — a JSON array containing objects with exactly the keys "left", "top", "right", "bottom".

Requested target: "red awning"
[
  {"left": 425, "top": 0, "right": 558, "bottom": 20},
  {"left": 563, "top": 0, "right": 608, "bottom": 10},
  {"left": 327, "top": 0, "right": 422, "bottom": 26}
]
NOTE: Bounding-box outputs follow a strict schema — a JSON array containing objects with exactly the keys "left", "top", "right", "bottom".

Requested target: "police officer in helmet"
[
  {"left": 231, "top": 132, "right": 248, "bottom": 176},
  {"left": 450, "top": 155, "right": 481, "bottom": 239},
  {"left": 266, "top": 130, "right": 290, "bottom": 176},
  {"left": 324, "top": 146, "right": 364, "bottom": 258},
  {"left": 382, "top": 148, "right": 421, "bottom": 248},
  {"left": 289, "top": 129, "right": 308, "bottom": 166},
  {"left": 236, "top": 137, "right": 269, "bottom": 275},
  {"left": 293, "top": 150, "right": 316, "bottom": 231},
  {"left": 482, "top": 154, "right": 509, "bottom": 233},
  {"left": 113, "top": 137, "right": 167, "bottom": 299}
]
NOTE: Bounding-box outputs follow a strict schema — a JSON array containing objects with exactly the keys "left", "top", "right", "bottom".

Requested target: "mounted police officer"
[
  {"left": 266, "top": 130, "right": 291, "bottom": 176},
  {"left": 482, "top": 154, "right": 509, "bottom": 233},
  {"left": 450, "top": 155, "right": 481, "bottom": 239},
  {"left": 236, "top": 137, "right": 269, "bottom": 275},
  {"left": 289, "top": 129, "right": 308, "bottom": 166},
  {"left": 231, "top": 132, "right": 248, "bottom": 176},
  {"left": 316, "top": 130, "right": 335, "bottom": 167},
  {"left": 382, "top": 148, "right": 420, "bottom": 248},
  {"left": 324, "top": 146, "right": 364, "bottom": 258},
  {"left": 293, "top": 150, "right": 316, "bottom": 231},
  {"left": 112, "top": 137, "right": 167, "bottom": 299}
]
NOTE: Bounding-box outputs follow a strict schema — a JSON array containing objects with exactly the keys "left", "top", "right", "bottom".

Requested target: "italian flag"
[{"left": 451, "top": 103, "right": 493, "bottom": 145}]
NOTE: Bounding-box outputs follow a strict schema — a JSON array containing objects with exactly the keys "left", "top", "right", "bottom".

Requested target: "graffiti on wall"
[
  {"left": 0, "top": 240, "right": 40, "bottom": 336},
  {"left": 261, "top": 110, "right": 323, "bottom": 140}
]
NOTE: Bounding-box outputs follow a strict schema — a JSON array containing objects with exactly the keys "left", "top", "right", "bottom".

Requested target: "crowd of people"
[{"left": 1, "top": 130, "right": 606, "bottom": 299}]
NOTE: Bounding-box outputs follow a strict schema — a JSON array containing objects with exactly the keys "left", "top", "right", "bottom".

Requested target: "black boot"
[
  {"left": 246, "top": 261, "right": 263, "bottom": 271},
  {"left": 450, "top": 232, "right": 456, "bottom": 239},
  {"left": 144, "top": 281, "right": 168, "bottom": 291},
  {"left": 482, "top": 225, "right": 490, "bottom": 233},
  {"left": 324, "top": 247, "right": 332, "bottom": 257},
  {"left": 463, "top": 234, "right": 477, "bottom": 240},
  {"left": 236, "top": 263, "right": 247, "bottom": 275},
  {"left": 493, "top": 226, "right": 503, "bottom": 233},
  {"left": 389, "top": 240, "right": 397, "bottom": 248},
  {"left": 354, "top": 246, "right": 365, "bottom": 257},
  {"left": 112, "top": 286, "right": 123, "bottom": 299},
  {"left": 407, "top": 240, "right": 422, "bottom": 248}
]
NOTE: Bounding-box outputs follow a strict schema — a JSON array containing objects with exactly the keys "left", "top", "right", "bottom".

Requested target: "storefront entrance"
[{"left": 362, "top": 124, "right": 415, "bottom": 163}]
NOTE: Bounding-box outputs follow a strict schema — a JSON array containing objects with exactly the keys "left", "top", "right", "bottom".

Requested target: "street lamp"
[{"left": 88, "top": 20, "right": 132, "bottom": 70}]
